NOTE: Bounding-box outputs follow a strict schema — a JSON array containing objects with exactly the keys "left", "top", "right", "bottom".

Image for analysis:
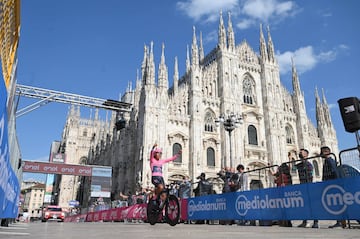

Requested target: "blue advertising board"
[
  {"left": 188, "top": 177, "right": 360, "bottom": 220},
  {"left": 0, "top": 79, "right": 20, "bottom": 218}
]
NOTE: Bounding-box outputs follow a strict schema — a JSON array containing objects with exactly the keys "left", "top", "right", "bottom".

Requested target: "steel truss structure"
[{"left": 15, "top": 84, "right": 131, "bottom": 117}]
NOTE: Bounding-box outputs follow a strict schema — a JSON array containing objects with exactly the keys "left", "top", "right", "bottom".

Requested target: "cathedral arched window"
[
  {"left": 243, "top": 75, "right": 256, "bottom": 105},
  {"left": 285, "top": 125, "right": 295, "bottom": 145},
  {"left": 204, "top": 111, "right": 215, "bottom": 132},
  {"left": 172, "top": 143, "right": 182, "bottom": 163},
  {"left": 207, "top": 147, "right": 215, "bottom": 167},
  {"left": 83, "top": 129, "right": 88, "bottom": 137},
  {"left": 312, "top": 160, "right": 320, "bottom": 177},
  {"left": 79, "top": 156, "right": 87, "bottom": 165},
  {"left": 248, "top": 125, "right": 258, "bottom": 145}
]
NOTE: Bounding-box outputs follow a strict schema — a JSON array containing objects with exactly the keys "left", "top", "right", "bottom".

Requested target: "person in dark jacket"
[
  {"left": 320, "top": 146, "right": 345, "bottom": 228},
  {"left": 296, "top": 149, "right": 318, "bottom": 228}
]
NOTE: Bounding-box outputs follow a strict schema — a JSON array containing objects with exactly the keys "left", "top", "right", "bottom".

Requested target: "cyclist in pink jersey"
[{"left": 150, "top": 144, "right": 181, "bottom": 201}]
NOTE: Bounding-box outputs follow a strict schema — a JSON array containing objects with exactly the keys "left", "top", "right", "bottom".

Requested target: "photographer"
[
  {"left": 217, "top": 167, "right": 234, "bottom": 193},
  {"left": 193, "top": 173, "right": 213, "bottom": 196}
]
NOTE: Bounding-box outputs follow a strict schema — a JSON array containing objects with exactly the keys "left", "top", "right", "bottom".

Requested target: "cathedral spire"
[
  {"left": 321, "top": 88, "right": 328, "bottom": 105},
  {"left": 315, "top": 87, "right": 325, "bottom": 125},
  {"left": 218, "top": 10, "right": 227, "bottom": 49},
  {"left": 191, "top": 26, "right": 199, "bottom": 67},
  {"left": 158, "top": 43, "right": 168, "bottom": 88},
  {"left": 173, "top": 56, "right": 179, "bottom": 94},
  {"left": 141, "top": 44, "right": 148, "bottom": 84},
  {"left": 322, "top": 88, "right": 332, "bottom": 126},
  {"left": 199, "top": 31, "right": 204, "bottom": 62},
  {"left": 70, "top": 105, "right": 76, "bottom": 116},
  {"left": 126, "top": 81, "right": 132, "bottom": 92},
  {"left": 136, "top": 69, "right": 142, "bottom": 89},
  {"left": 291, "top": 57, "right": 301, "bottom": 95},
  {"left": 148, "top": 41, "right": 156, "bottom": 85},
  {"left": 186, "top": 44, "right": 190, "bottom": 72},
  {"left": 267, "top": 25, "right": 275, "bottom": 62},
  {"left": 227, "top": 12, "right": 235, "bottom": 51},
  {"left": 259, "top": 23, "right": 268, "bottom": 61}
]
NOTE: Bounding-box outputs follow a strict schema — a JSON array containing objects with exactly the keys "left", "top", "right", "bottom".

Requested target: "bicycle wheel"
[
  {"left": 147, "top": 200, "right": 159, "bottom": 225},
  {"left": 165, "top": 195, "right": 180, "bottom": 226}
]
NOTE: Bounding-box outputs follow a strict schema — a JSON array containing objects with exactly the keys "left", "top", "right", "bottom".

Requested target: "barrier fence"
[
  {"left": 187, "top": 152, "right": 360, "bottom": 222},
  {"left": 64, "top": 199, "right": 188, "bottom": 223},
  {"left": 64, "top": 151, "right": 360, "bottom": 224}
]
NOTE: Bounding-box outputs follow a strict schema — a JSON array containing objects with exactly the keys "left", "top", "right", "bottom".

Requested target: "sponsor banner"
[
  {"left": 22, "top": 161, "right": 92, "bottom": 176},
  {"left": 91, "top": 166, "right": 112, "bottom": 198},
  {"left": 180, "top": 198, "right": 188, "bottom": 221},
  {"left": 69, "top": 200, "right": 79, "bottom": 207},
  {"left": 92, "top": 167, "right": 112, "bottom": 177},
  {"left": 44, "top": 174, "right": 55, "bottom": 203},
  {"left": 91, "top": 191, "right": 111, "bottom": 198},
  {"left": 188, "top": 177, "right": 360, "bottom": 220},
  {"left": 51, "top": 153, "right": 65, "bottom": 163},
  {"left": 64, "top": 213, "right": 87, "bottom": 222},
  {"left": 85, "top": 204, "right": 147, "bottom": 222},
  {"left": 0, "top": 80, "right": 20, "bottom": 218},
  {"left": 64, "top": 199, "right": 188, "bottom": 223}
]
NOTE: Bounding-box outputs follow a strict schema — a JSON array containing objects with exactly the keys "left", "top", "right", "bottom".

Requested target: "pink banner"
[
  {"left": 64, "top": 214, "right": 87, "bottom": 222},
  {"left": 180, "top": 198, "right": 188, "bottom": 221},
  {"left": 66, "top": 199, "right": 188, "bottom": 223},
  {"left": 22, "top": 161, "right": 92, "bottom": 176},
  {"left": 84, "top": 204, "right": 147, "bottom": 222}
]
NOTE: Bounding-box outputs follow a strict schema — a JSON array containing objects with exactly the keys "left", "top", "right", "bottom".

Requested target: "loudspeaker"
[{"left": 338, "top": 97, "right": 360, "bottom": 133}]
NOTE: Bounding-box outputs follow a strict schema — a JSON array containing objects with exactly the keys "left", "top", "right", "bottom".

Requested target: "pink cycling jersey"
[{"left": 150, "top": 149, "right": 179, "bottom": 177}]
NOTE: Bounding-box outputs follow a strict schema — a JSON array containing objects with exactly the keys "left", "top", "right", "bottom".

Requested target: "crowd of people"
[{"left": 110, "top": 144, "right": 353, "bottom": 228}]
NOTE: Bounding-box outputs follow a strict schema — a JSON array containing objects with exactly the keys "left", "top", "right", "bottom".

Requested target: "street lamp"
[{"left": 215, "top": 112, "right": 243, "bottom": 168}]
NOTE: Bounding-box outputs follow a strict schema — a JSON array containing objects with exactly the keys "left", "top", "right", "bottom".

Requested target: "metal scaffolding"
[{"left": 15, "top": 84, "right": 132, "bottom": 117}]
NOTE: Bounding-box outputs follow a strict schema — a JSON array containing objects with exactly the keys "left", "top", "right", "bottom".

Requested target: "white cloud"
[
  {"left": 276, "top": 45, "right": 342, "bottom": 75},
  {"left": 236, "top": 18, "right": 254, "bottom": 30},
  {"left": 176, "top": 0, "right": 299, "bottom": 30},
  {"left": 318, "top": 50, "right": 337, "bottom": 63},
  {"left": 203, "top": 30, "right": 217, "bottom": 44},
  {"left": 176, "top": 0, "right": 238, "bottom": 22},
  {"left": 240, "top": 0, "right": 299, "bottom": 28},
  {"left": 339, "top": 44, "right": 349, "bottom": 50},
  {"left": 328, "top": 103, "right": 337, "bottom": 110}
]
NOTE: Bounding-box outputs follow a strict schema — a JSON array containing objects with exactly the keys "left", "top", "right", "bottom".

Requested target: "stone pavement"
[{"left": 0, "top": 220, "right": 359, "bottom": 239}]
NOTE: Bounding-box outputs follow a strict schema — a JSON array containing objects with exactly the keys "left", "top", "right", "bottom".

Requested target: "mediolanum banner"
[
  {"left": 187, "top": 177, "right": 360, "bottom": 221},
  {"left": 0, "top": 79, "right": 20, "bottom": 219}
]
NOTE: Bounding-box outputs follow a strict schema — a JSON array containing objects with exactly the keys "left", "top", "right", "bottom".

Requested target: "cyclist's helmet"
[{"left": 153, "top": 147, "right": 162, "bottom": 154}]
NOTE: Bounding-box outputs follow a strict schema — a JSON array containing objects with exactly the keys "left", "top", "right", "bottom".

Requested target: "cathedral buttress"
[{"left": 291, "top": 59, "right": 308, "bottom": 149}]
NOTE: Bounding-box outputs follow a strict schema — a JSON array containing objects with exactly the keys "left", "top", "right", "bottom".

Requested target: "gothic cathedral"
[{"left": 60, "top": 13, "right": 338, "bottom": 204}]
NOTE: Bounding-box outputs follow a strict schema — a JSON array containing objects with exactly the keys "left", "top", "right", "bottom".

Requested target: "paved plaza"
[{"left": 1, "top": 221, "right": 359, "bottom": 239}]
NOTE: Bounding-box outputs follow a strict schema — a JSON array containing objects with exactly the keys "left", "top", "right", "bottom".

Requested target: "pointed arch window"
[
  {"left": 207, "top": 147, "right": 215, "bottom": 167},
  {"left": 285, "top": 125, "right": 295, "bottom": 145},
  {"left": 204, "top": 111, "right": 215, "bottom": 132},
  {"left": 248, "top": 125, "right": 258, "bottom": 145},
  {"left": 243, "top": 76, "right": 256, "bottom": 105},
  {"left": 173, "top": 143, "right": 182, "bottom": 163}
]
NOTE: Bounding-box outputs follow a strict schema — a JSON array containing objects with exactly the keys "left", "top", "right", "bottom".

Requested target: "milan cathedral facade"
[{"left": 59, "top": 13, "right": 338, "bottom": 205}]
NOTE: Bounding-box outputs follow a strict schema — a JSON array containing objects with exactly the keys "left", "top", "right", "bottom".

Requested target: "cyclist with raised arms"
[{"left": 150, "top": 143, "right": 181, "bottom": 208}]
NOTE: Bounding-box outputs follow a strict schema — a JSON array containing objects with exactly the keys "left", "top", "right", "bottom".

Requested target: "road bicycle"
[{"left": 146, "top": 188, "right": 180, "bottom": 226}]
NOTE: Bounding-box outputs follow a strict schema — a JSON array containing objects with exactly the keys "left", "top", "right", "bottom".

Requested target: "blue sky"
[{"left": 16, "top": 1, "right": 359, "bottom": 181}]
